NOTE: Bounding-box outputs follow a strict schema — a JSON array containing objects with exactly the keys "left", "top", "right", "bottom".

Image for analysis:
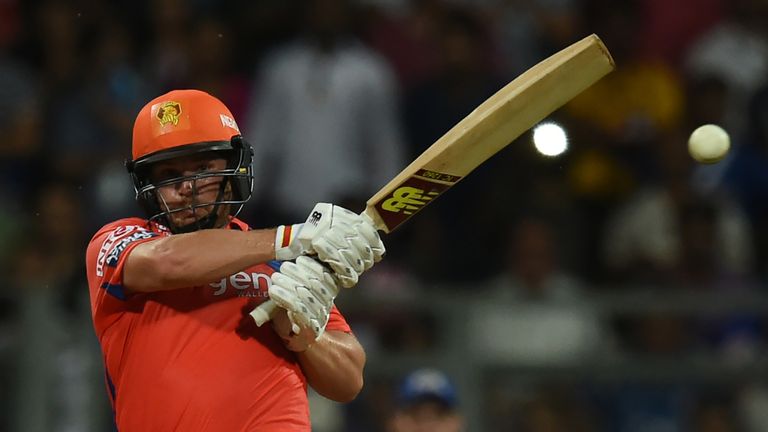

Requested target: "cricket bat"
[{"left": 251, "top": 33, "right": 614, "bottom": 326}]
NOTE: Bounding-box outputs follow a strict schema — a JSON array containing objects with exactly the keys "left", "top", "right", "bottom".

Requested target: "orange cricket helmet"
[{"left": 126, "top": 89, "right": 254, "bottom": 232}]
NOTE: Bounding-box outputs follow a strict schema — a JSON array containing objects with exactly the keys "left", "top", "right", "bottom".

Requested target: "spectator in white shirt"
[{"left": 245, "top": 0, "right": 405, "bottom": 221}]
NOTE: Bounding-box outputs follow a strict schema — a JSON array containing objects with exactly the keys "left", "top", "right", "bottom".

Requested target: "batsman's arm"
[
  {"left": 298, "top": 330, "right": 365, "bottom": 402},
  {"left": 124, "top": 228, "right": 278, "bottom": 292},
  {"left": 273, "top": 309, "right": 366, "bottom": 402}
]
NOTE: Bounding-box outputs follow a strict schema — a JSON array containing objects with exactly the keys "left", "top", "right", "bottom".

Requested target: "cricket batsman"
[{"left": 85, "top": 89, "right": 384, "bottom": 431}]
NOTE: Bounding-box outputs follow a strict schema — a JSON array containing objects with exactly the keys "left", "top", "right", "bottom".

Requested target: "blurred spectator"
[
  {"left": 469, "top": 216, "right": 606, "bottom": 365},
  {"left": 0, "top": 56, "right": 40, "bottom": 276},
  {"left": 684, "top": 75, "right": 729, "bottom": 134},
  {"left": 82, "top": 17, "right": 153, "bottom": 231},
  {"left": 0, "top": 32, "right": 42, "bottom": 207},
  {"left": 601, "top": 128, "right": 753, "bottom": 285},
  {"left": 85, "top": 18, "right": 150, "bottom": 148},
  {"left": 33, "top": 0, "right": 115, "bottom": 182},
  {"left": 387, "top": 368, "right": 464, "bottom": 432},
  {"left": 691, "top": 396, "right": 741, "bottom": 432},
  {"left": 402, "top": 5, "right": 498, "bottom": 162},
  {"left": 619, "top": 313, "right": 695, "bottom": 357},
  {"left": 359, "top": 0, "right": 442, "bottom": 89},
  {"left": 567, "top": 0, "right": 685, "bottom": 145},
  {"left": 491, "top": 0, "right": 581, "bottom": 78},
  {"left": 605, "top": 382, "right": 693, "bottom": 432},
  {"left": 517, "top": 391, "right": 596, "bottom": 432},
  {"left": 562, "top": 0, "right": 687, "bottom": 281},
  {"left": 638, "top": 0, "right": 724, "bottom": 66},
  {"left": 233, "top": 2, "right": 305, "bottom": 72},
  {"left": 10, "top": 181, "right": 108, "bottom": 432},
  {"left": 672, "top": 198, "right": 755, "bottom": 290},
  {"left": 739, "top": 385, "right": 768, "bottom": 432},
  {"left": 344, "top": 374, "right": 398, "bottom": 432},
  {"left": 671, "top": 198, "right": 762, "bottom": 369},
  {"left": 186, "top": 17, "right": 250, "bottom": 120},
  {"left": 398, "top": 5, "right": 503, "bottom": 281},
  {"left": 684, "top": 0, "right": 768, "bottom": 137},
  {"left": 486, "top": 215, "right": 583, "bottom": 301},
  {"left": 724, "top": 85, "right": 768, "bottom": 279},
  {"left": 245, "top": 0, "right": 405, "bottom": 224},
  {"left": 0, "top": 0, "right": 21, "bottom": 47},
  {"left": 143, "top": 0, "right": 193, "bottom": 90},
  {"left": 483, "top": 381, "right": 598, "bottom": 432},
  {"left": 308, "top": 388, "right": 345, "bottom": 432}
]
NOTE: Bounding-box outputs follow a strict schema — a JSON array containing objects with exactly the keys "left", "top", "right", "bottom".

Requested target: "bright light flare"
[{"left": 532, "top": 122, "right": 568, "bottom": 157}]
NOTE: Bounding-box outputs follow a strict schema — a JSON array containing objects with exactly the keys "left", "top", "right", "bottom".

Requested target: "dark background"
[{"left": 2, "top": 0, "right": 768, "bottom": 430}]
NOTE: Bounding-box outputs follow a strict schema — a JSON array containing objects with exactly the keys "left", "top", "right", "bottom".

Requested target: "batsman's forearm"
[
  {"left": 124, "top": 228, "right": 277, "bottom": 292},
  {"left": 298, "top": 330, "right": 366, "bottom": 403}
]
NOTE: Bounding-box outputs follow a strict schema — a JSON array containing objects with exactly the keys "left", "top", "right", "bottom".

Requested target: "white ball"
[{"left": 688, "top": 124, "right": 730, "bottom": 164}]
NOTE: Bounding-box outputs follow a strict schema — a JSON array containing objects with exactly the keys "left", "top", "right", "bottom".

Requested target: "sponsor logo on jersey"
[
  {"left": 96, "top": 226, "right": 158, "bottom": 277},
  {"left": 210, "top": 271, "right": 271, "bottom": 297}
]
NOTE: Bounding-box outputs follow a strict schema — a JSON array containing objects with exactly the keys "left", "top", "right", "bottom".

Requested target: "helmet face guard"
[{"left": 126, "top": 135, "right": 254, "bottom": 233}]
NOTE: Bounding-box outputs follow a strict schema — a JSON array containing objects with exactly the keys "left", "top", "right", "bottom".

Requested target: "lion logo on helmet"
[{"left": 157, "top": 101, "right": 182, "bottom": 126}]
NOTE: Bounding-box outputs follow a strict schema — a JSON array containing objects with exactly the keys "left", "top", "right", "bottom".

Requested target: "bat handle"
[{"left": 250, "top": 300, "right": 278, "bottom": 326}]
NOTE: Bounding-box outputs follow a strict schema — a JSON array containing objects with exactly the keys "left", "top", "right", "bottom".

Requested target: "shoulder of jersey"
[{"left": 89, "top": 217, "right": 152, "bottom": 241}]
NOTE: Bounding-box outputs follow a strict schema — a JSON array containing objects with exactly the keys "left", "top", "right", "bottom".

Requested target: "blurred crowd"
[{"left": 2, "top": 0, "right": 768, "bottom": 430}]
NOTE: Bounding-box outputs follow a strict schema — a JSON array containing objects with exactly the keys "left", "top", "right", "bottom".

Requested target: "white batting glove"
[
  {"left": 268, "top": 256, "right": 340, "bottom": 340},
  {"left": 274, "top": 203, "right": 386, "bottom": 288},
  {"left": 274, "top": 203, "right": 343, "bottom": 261},
  {"left": 312, "top": 210, "right": 386, "bottom": 288}
]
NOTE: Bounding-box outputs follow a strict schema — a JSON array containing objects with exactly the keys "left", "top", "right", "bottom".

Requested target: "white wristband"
[{"left": 275, "top": 223, "right": 303, "bottom": 261}]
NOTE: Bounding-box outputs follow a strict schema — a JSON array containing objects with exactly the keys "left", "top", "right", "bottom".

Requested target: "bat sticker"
[{"left": 374, "top": 169, "right": 461, "bottom": 231}]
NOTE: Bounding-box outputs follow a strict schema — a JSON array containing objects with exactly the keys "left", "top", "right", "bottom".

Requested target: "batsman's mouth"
[{"left": 172, "top": 206, "right": 213, "bottom": 222}]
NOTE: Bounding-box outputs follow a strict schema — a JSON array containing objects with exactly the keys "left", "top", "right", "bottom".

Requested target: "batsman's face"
[{"left": 150, "top": 154, "right": 229, "bottom": 227}]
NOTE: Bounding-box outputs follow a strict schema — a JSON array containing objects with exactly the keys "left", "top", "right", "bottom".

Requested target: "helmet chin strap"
[{"left": 157, "top": 179, "right": 231, "bottom": 234}]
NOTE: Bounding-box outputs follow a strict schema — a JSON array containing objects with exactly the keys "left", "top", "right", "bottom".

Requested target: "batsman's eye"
[{"left": 153, "top": 169, "right": 181, "bottom": 182}]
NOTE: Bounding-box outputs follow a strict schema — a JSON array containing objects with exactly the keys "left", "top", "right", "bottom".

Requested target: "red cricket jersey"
[{"left": 84, "top": 217, "right": 352, "bottom": 432}]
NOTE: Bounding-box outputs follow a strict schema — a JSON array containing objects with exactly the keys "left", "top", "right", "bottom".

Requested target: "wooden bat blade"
[
  {"left": 365, "top": 33, "right": 615, "bottom": 233},
  {"left": 251, "top": 34, "right": 615, "bottom": 327}
]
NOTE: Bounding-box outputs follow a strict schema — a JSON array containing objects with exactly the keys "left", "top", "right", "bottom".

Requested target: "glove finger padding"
[
  {"left": 301, "top": 258, "right": 340, "bottom": 304},
  {"left": 313, "top": 237, "right": 359, "bottom": 288},
  {"left": 267, "top": 277, "right": 310, "bottom": 334},
  {"left": 268, "top": 257, "right": 339, "bottom": 340},
  {"left": 318, "top": 224, "right": 366, "bottom": 273},
  {"left": 269, "top": 273, "right": 310, "bottom": 321},
  {"left": 332, "top": 208, "right": 384, "bottom": 263},
  {"left": 295, "top": 285, "right": 328, "bottom": 329},
  {"left": 345, "top": 233, "right": 375, "bottom": 271},
  {"left": 332, "top": 206, "right": 362, "bottom": 223},
  {"left": 277, "top": 262, "right": 323, "bottom": 317},
  {"left": 312, "top": 226, "right": 360, "bottom": 288},
  {"left": 354, "top": 218, "right": 386, "bottom": 262}
]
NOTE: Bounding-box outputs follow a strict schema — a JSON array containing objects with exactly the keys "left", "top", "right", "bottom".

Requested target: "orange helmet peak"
[{"left": 132, "top": 89, "right": 241, "bottom": 161}]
